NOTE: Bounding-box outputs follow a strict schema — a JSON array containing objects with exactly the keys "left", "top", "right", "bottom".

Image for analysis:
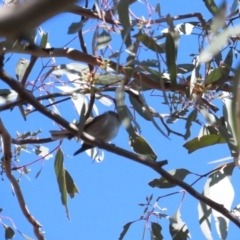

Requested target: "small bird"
[{"left": 50, "top": 111, "right": 121, "bottom": 156}]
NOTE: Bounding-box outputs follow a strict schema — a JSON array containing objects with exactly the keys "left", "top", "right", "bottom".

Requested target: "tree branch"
[
  {"left": 0, "top": 119, "right": 44, "bottom": 240},
  {"left": 0, "top": 69, "right": 239, "bottom": 228}
]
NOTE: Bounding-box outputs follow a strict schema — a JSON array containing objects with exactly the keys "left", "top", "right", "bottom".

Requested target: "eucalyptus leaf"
[{"left": 149, "top": 168, "right": 191, "bottom": 188}]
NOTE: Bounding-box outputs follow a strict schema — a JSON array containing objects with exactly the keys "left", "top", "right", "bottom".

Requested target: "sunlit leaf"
[
  {"left": 198, "top": 177, "right": 213, "bottom": 240},
  {"left": 205, "top": 68, "right": 222, "bottom": 85},
  {"left": 40, "top": 32, "right": 48, "bottom": 48},
  {"left": 129, "top": 135, "right": 157, "bottom": 161},
  {"left": 183, "top": 134, "right": 226, "bottom": 153},
  {"left": 149, "top": 169, "right": 191, "bottom": 188},
  {"left": 94, "top": 73, "right": 122, "bottom": 85},
  {"left": 169, "top": 208, "right": 191, "bottom": 239},
  {"left": 0, "top": 89, "right": 18, "bottom": 104},
  {"left": 209, "top": 169, "right": 234, "bottom": 239},
  {"left": 35, "top": 146, "right": 53, "bottom": 160},
  {"left": 175, "top": 23, "right": 195, "bottom": 35}
]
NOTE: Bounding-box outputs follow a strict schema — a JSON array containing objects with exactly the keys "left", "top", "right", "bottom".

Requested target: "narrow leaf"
[
  {"left": 202, "top": 0, "right": 218, "bottom": 16},
  {"left": 118, "top": 0, "right": 132, "bottom": 48},
  {"left": 169, "top": 209, "right": 191, "bottom": 239},
  {"left": 165, "top": 33, "right": 176, "bottom": 87},
  {"left": 137, "top": 33, "right": 165, "bottom": 53},
  {"left": 149, "top": 169, "right": 191, "bottom": 188},
  {"left": 95, "top": 30, "right": 112, "bottom": 50},
  {"left": 65, "top": 169, "right": 79, "bottom": 198},
  {"left": 54, "top": 149, "right": 69, "bottom": 219},
  {"left": 183, "top": 135, "right": 226, "bottom": 153},
  {"left": 129, "top": 135, "right": 157, "bottom": 161}
]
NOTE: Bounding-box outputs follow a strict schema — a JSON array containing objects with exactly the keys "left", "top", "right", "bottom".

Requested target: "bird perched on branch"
[{"left": 50, "top": 111, "right": 121, "bottom": 156}]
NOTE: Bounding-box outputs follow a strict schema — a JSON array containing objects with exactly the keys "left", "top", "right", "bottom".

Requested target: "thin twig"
[{"left": 0, "top": 119, "right": 44, "bottom": 240}]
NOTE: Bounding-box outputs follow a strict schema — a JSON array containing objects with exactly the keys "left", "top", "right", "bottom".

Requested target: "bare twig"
[{"left": 0, "top": 119, "right": 44, "bottom": 240}]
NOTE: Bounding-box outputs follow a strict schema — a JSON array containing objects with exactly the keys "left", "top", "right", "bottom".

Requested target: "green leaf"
[
  {"left": 15, "top": 58, "right": 29, "bottom": 80},
  {"left": 95, "top": 30, "right": 112, "bottom": 50},
  {"left": 202, "top": 0, "right": 218, "bottom": 16},
  {"left": 118, "top": 0, "right": 132, "bottom": 48},
  {"left": 3, "top": 224, "right": 15, "bottom": 240},
  {"left": 129, "top": 135, "right": 157, "bottom": 161},
  {"left": 94, "top": 73, "right": 123, "bottom": 85},
  {"left": 151, "top": 222, "right": 163, "bottom": 240},
  {"left": 65, "top": 169, "right": 79, "bottom": 198},
  {"left": 116, "top": 87, "right": 137, "bottom": 138},
  {"left": 137, "top": 33, "right": 165, "bottom": 53},
  {"left": 165, "top": 33, "right": 176, "bottom": 87},
  {"left": 119, "top": 222, "right": 134, "bottom": 240},
  {"left": 129, "top": 93, "right": 152, "bottom": 121},
  {"left": 183, "top": 135, "right": 226, "bottom": 153},
  {"left": 40, "top": 32, "right": 48, "bottom": 48},
  {"left": 231, "top": 63, "right": 240, "bottom": 156},
  {"left": 205, "top": 68, "right": 222, "bottom": 85},
  {"left": 149, "top": 169, "right": 191, "bottom": 188},
  {"left": 54, "top": 149, "right": 69, "bottom": 219},
  {"left": 68, "top": 21, "right": 84, "bottom": 34}
]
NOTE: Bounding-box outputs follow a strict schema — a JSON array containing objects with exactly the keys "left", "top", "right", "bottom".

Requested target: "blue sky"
[{"left": 1, "top": 0, "right": 240, "bottom": 239}]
